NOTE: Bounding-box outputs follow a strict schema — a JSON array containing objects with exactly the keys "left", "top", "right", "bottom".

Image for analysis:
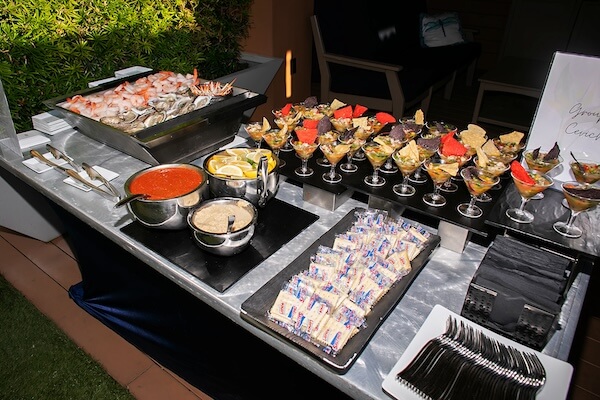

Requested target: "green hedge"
[{"left": 0, "top": 0, "right": 252, "bottom": 132}]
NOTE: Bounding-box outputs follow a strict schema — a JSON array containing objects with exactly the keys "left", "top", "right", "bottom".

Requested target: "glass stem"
[
  {"left": 373, "top": 168, "right": 380, "bottom": 182},
  {"left": 518, "top": 197, "right": 529, "bottom": 212},
  {"left": 565, "top": 211, "right": 580, "bottom": 228},
  {"left": 329, "top": 164, "right": 336, "bottom": 178},
  {"left": 301, "top": 159, "right": 308, "bottom": 172},
  {"left": 468, "top": 196, "right": 477, "bottom": 210}
]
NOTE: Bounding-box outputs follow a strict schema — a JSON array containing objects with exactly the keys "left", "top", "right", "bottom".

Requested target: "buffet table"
[{"left": 0, "top": 127, "right": 591, "bottom": 400}]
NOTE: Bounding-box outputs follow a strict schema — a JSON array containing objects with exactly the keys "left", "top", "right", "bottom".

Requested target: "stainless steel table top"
[{"left": 0, "top": 127, "right": 587, "bottom": 400}]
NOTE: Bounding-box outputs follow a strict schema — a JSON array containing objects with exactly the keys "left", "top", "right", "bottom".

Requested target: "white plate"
[
  {"left": 382, "top": 304, "right": 573, "bottom": 400},
  {"left": 63, "top": 166, "right": 119, "bottom": 192},
  {"left": 22, "top": 152, "right": 68, "bottom": 173}
]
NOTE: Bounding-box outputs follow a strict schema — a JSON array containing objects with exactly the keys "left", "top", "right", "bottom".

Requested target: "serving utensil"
[
  {"left": 65, "top": 169, "right": 119, "bottom": 201},
  {"left": 82, "top": 162, "right": 120, "bottom": 198},
  {"left": 46, "top": 144, "right": 81, "bottom": 171},
  {"left": 30, "top": 149, "right": 70, "bottom": 173},
  {"left": 114, "top": 193, "right": 149, "bottom": 208}
]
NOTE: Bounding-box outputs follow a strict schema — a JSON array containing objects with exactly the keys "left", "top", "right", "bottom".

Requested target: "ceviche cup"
[
  {"left": 506, "top": 170, "right": 553, "bottom": 223},
  {"left": 363, "top": 141, "right": 394, "bottom": 187},
  {"left": 320, "top": 143, "right": 350, "bottom": 184},
  {"left": 422, "top": 159, "right": 457, "bottom": 207},
  {"left": 392, "top": 152, "right": 423, "bottom": 197},
  {"left": 457, "top": 166, "right": 499, "bottom": 218},
  {"left": 291, "top": 140, "right": 319, "bottom": 177},
  {"left": 553, "top": 182, "right": 600, "bottom": 238}
]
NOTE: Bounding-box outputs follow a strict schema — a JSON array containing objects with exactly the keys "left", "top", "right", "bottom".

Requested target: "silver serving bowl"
[
  {"left": 187, "top": 197, "right": 258, "bottom": 256},
  {"left": 123, "top": 163, "right": 208, "bottom": 230},
  {"left": 202, "top": 147, "right": 279, "bottom": 208}
]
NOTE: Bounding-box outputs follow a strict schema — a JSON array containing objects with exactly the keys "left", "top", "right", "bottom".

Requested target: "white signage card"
[{"left": 526, "top": 52, "right": 600, "bottom": 187}]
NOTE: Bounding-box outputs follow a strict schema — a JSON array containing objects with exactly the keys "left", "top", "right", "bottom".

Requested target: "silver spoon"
[{"left": 81, "top": 162, "right": 120, "bottom": 198}]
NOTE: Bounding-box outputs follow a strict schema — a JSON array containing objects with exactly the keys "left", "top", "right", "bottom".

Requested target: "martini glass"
[
  {"left": 553, "top": 182, "right": 600, "bottom": 238},
  {"left": 422, "top": 159, "right": 457, "bottom": 207},
  {"left": 272, "top": 109, "right": 301, "bottom": 153},
  {"left": 315, "top": 130, "right": 339, "bottom": 167},
  {"left": 291, "top": 140, "right": 319, "bottom": 177},
  {"left": 523, "top": 149, "right": 563, "bottom": 199},
  {"left": 457, "top": 166, "right": 499, "bottom": 218},
  {"left": 375, "top": 134, "right": 404, "bottom": 174},
  {"left": 392, "top": 151, "right": 423, "bottom": 197},
  {"left": 409, "top": 145, "right": 437, "bottom": 184},
  {"left": 320, "top": 142, "right": 350, "bottom": 184},
  {"left": 506, "top": 170, "right": 553, "bottom": 223},
  {"left": 339, "top": 137, "right": 366, "bottom": 173},
  {"left": 263, "top": 126, "right": 290, "bottom": 168},
  {"left": 244, "top": 122, "right": 266, "bottom": 148},
  {"left": 563, "top": 154, "right": 600, "bottom": 207},
  {"left": 351, "top": 126, "right": 374, "bottom": 162},
  {"left": 472, "top": 156, "right": 509, "bottom": 202},
  {"left": 437, "top": 152, "right": 471, "bottom": 193},
  {"left": 363, "top": 141, "right": 394, "bottom": 187}
]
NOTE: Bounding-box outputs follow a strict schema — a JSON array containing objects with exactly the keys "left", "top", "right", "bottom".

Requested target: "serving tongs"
[
  {"left": 81, "top": 162, "right": 121, "bottom": 199},
  {"left": 30, "top": 150, "right": 118, "bottom": 201},
  {"left": 46, "top": 144, "right": 81, "bottom": 172}
]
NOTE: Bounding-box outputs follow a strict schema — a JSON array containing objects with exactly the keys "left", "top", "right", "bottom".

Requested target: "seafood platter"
[{"left": 44, "top": 70, "right": 266, "bottom": 165}]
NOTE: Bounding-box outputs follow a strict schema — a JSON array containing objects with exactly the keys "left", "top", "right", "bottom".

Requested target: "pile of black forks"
[{"left": 396, "top": 316, "right": 546, "bottom": 400}]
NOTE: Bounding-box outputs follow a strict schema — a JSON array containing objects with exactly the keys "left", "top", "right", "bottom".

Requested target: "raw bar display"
[{"left": 268, "top": 209, "right": 431, "bottom": 355}]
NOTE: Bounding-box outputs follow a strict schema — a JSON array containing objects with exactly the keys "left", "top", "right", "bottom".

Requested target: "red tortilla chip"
[
  {"left": 440, "top": 131, "right": 455, "bottom": 144},
  {"left": 303, "top": 119, "right": 319, "bottom": 129},
  {"left": 510, "top": 161, "right": 535, "bottom": 184},
  {"left": 375, "top": 112, "right": 396, "bottom": 124},
  {"left": 441, "top": 136, "right": 467, "bottom": 156},
  {"left": 295, "top": 127, "right": 318, "bottom": 144},
  {"left": 334, "top": 105, "right": 353, "bottom": 119},
  {"left": 353, "top": 104, "right": 368, "bottom": 118},
  {"left": 281, "top": 103, "right": 293, "bottom": 116}
]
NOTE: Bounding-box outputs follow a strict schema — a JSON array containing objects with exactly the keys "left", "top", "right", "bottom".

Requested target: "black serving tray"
[
  {"left": 278, "top": 149, "right": 506, "bottom": 237},
  {"left": 240, "top": 207, "right": 441, "bottom": 373},
  {"left": 121, "top": 198, "right": 318, "bottom": 292}
]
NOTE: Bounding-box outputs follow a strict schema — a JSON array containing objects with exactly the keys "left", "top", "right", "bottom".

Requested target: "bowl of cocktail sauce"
[{"left": 123, "top": 163, "right": 208, "bottom": 229}]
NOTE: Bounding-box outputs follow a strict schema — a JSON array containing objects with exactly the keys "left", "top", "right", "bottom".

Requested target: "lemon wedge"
[
  {"left": 247, "top": 149, "right": 272, "bottom": 164},
  {"left": 229, "top": 160, "right": 253, "bottom": 170},
  {"left": 225, "top": 148, "right": 250, "bottom": 157},
  {"left": 207, "top": 159, "right": 226, "bottom": 174},
  {"left": 215, "top": 165, "right": 244, "bottom": 177}
]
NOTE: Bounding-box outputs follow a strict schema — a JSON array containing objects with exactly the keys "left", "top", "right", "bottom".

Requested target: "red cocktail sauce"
[{"left": 130, "top": 167, "right": 202, "bottom": 200}]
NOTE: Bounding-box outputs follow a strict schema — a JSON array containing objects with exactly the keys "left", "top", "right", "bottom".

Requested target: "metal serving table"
[{"left": 0, "top": 126, "right": 589, "bottom": 399}]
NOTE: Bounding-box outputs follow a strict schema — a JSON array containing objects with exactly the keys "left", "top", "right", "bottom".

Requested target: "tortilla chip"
[
  {"left": 352, "top": 117, "right": 369, "bottom": 129},
  {"left": 476, "top": 147, "right": 489, "bottom": 167},
  {"left": 399, "top": 140, "right": 420, "bottom": 160},
  {"left": 482, "top": 139, "right": 501, "bottom": 156},
  {"left": 467, "top": 124, "right": 486, "bottom": 136},
  {"left": 439, "top": 163, "right": 459, "bottom": 176},
  {"left": 459, "top": 129, "right": 487, "bottom": 148},
  {"left": 499, "top": 131, "right": 524, "bottom": 144},
  {"left": 330, "top": 99, "right": 347, "bottom": 110},
  {"left": 414, "top": 109, "right": 425, "bottom": 125}
]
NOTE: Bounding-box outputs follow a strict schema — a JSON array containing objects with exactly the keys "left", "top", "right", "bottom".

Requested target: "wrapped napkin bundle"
[{"left": 462, "top": 235, "right": 572, "bottom": 349}]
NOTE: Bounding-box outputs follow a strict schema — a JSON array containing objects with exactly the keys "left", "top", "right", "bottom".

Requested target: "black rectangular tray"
[
  {"left": 121, "top": 198, "right": 318, "bottom": 292},
  {"left": 277, "top": 149, "right": 506, "bottom": 237},
  {"left": 240, "top": 207, "right": 441, "bottom": 373}
]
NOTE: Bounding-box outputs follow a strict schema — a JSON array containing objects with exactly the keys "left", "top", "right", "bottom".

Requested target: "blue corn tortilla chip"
[{"left": 317, "top": 116, "right": 332, "bottom": 134}]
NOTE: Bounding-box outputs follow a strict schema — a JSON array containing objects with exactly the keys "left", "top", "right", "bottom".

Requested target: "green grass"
[{"left": 0, "top": 275, "right": 135, "bottom": 400}]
